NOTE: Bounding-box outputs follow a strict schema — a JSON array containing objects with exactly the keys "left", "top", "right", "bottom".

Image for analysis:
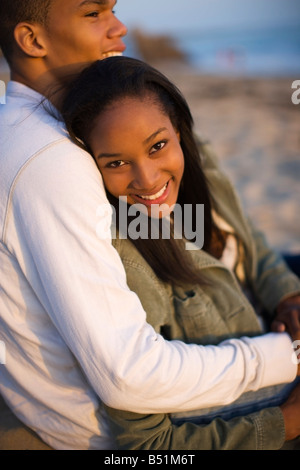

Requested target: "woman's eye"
[
  {"left": 107, "top": 160, "right": 125, "bottom": 169},
  {"left": 150, "top": 140, "right": 167, "bottom": 154}
]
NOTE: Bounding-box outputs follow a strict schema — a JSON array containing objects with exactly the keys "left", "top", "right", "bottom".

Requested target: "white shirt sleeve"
[{"left": 8, "top": 140, "right": 297, "bottom": 414}]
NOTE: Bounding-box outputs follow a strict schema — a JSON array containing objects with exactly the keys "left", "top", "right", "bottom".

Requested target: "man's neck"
[
  {"left": 10, "top": 69, "right": 66, "bottom": 107},
  {"left": 10, "top": 59, "right": 90, "bottom": 106}
]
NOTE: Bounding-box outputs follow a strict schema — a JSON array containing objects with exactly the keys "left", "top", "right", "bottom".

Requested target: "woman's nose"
[{"left": 131, "top": 164, "right": 159, "bottom": 191}]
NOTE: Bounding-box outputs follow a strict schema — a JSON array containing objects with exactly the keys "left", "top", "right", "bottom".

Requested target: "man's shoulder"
[
  {"left": 0, "top": 83, "right": 97, "bottom": 219},
  {"left": 1, "top": 84, "right": 64, "bottom": 147},
  {"left": 0, "top": 81, "right": 91, "bottom": 184}
]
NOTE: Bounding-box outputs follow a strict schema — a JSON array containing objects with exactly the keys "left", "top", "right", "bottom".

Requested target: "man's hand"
[
  {"left": 280, "top": 382, "right": 300, "bottom": 441},
  {"left": 271, "top": 295, "right": 300, "bottom": 375},
  {"left": 271, "top": 295, "right": 300, "bottom": 341}
]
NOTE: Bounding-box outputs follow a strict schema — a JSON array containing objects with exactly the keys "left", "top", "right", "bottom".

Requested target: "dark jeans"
[{"left": 283, "top": 254, "right": 300, "bottom": 278}]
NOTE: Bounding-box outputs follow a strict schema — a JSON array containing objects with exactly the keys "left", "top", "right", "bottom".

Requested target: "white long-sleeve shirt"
[{"left": 0, "top": 81, "right": 297, "bottom": 450}]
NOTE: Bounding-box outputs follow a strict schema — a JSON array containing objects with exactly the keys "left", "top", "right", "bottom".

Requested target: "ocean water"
[
  {"left": 127, "top": 24, "right": 300, "bottom": 78},
  {"left": 176, "top": 25, "right": 300, "bottom": 77}
]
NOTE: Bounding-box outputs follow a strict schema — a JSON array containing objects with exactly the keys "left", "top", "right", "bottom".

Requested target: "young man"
[{"left": 0, "top": 0, "right": 300, "bottom": 450}]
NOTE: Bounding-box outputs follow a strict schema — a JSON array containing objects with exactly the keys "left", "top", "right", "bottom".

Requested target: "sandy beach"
[{"left": 1, "top": 50, "right": 299, "bottom": 253}]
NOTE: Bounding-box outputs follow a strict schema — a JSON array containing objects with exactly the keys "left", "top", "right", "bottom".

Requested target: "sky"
[{"left": 116, "top": 0, "right": 300, "bottom": 33}]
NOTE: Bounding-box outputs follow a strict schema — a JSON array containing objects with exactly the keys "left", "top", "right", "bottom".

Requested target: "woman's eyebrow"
[
  {"left": 95, "top": 128, "right": 168, "bottom": 160},
  {"left": 96, "top": 152, "right": 122, "bottom": 160},
  {"left": 143, "top": 128, "right": 167, "bottom": 146}
]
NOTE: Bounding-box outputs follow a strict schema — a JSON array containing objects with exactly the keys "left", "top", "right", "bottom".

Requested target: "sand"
[{"left": 1, "top": 55, "right": 299, "bottom": 253}]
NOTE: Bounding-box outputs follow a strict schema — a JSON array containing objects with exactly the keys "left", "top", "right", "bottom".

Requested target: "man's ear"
[{"left": 14, "top": 22, "right": 47, "bottom": 58}]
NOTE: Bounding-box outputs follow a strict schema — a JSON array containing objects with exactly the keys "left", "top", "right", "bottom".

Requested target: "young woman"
[{"left": 60, "top": 57, "right": 300, "bottom": 449}]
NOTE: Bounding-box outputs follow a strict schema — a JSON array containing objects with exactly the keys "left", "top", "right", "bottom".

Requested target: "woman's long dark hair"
[{"left": 60, "top": 57, "right": 223, "bottom": 286}]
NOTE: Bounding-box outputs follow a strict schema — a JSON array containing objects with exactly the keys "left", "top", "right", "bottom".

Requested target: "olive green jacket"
[{"left": 106, "top": 141, "right": 300, "bottom": 450}]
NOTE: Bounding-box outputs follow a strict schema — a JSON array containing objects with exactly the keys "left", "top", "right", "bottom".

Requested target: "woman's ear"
[{"left": 14, "top": 22, "right": 47, "bottom": 58}]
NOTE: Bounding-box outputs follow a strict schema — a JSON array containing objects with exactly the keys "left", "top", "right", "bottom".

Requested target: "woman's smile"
[{"left": 130, "top": 180, "right": 171, "bottom": 206}]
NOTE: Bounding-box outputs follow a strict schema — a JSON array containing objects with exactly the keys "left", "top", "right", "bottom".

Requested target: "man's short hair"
[{"left": 0, "top": 0, "right": 52, "bottom": 64}]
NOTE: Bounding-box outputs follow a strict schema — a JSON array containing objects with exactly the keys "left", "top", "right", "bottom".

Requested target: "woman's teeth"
[{"left": 137, "top": 183, "right": 168, "bottom": 201}]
